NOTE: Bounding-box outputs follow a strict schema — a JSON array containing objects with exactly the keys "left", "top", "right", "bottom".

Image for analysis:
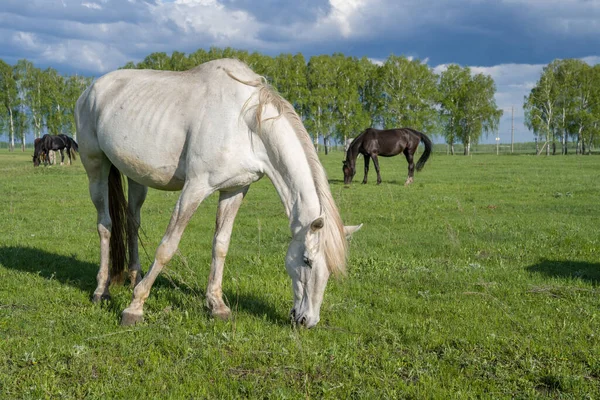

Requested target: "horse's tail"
[
  {"left": 415, "top": 130, "right": 433, "bottom": 171},
  {"left": 69, "top": 137, "right": 79, "bottom": 160},
  {"left": 108, "top": 164, "right": 128, "bottom": 284}
]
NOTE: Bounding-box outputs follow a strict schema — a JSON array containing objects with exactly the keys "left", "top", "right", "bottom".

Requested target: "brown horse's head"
[
  {"left": 342, "top": 160, "right": 355, "bottom": 185},
  {"left": 32, "top": 153, "right": 41, "bottom": 167}
]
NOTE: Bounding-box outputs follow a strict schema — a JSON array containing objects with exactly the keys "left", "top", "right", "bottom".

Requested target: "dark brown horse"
[
  {"left": 343, "top": 128, "right": 432, "bottom": 185},
  {"left": 33, "top": 134, "right": 79, "bottom": 167}
]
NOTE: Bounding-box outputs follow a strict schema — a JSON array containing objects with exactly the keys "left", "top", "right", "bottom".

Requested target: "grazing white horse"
[{"left": 75, "top": 59, "right": 362, "bottom": 328}]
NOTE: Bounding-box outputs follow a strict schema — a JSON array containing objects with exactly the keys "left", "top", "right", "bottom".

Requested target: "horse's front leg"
[
  {"left": 59, "top": 149, "right": 65, "bottom": 165},
  {"left": 362, "top": 155, "right": 370, "bottom": 184},
  {"left": 404, "top": 149, "right": 415, "bottom": 186},
  {"left": 206, "top": 186, "right": 249, "bottom": 320},
  {"left": 127, "top": 178, "right": 148, "bottom": 288},
  {"left": 121, "top": 181, "right": 213, "bottom": 326},
  {"left": 371, "top": 154, "right": 382, "bottom": 184}
]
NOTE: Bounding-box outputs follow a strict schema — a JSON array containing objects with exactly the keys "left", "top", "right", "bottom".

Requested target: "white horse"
[{"left": 75, "top": 59, "right": 362, "bottom": 328}]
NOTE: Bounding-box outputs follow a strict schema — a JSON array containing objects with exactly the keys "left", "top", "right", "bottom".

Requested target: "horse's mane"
[{"left": 226, "top": 68, "right": 348, "bottom": 277}]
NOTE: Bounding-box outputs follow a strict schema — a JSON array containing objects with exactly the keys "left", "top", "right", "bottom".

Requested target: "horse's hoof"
[
  {"left": 211, "top": 307, "right": 232, "bottom": 320},
  {"left": 121, "top": 308, "right": 144, "bottom": 326},
  {"left": 92, "top": 293, "right": 111, "bottom": 303}
]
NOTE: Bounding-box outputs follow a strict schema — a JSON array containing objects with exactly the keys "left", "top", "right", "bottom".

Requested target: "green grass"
[{"left": 1, "top": 150, "right": 599, "bottom": 399}]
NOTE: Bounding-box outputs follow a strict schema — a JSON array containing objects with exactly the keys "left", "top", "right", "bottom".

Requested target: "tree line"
[
  {"left": 1, "top": 47, "right": 598, "bottom": 155},
  {"left": 524, "top": 59, "right": 600, "bottom": 155},
  {"left": 0, "top": 59, "right": 92, "bottom": 151}
]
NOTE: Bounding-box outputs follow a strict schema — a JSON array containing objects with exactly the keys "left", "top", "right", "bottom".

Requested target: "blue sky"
[{"left": 1, "top": 0, "right": 599, "bottom": 143}]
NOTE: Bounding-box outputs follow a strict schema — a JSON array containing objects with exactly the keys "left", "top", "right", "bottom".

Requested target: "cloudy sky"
[{"left": 1, "top": 0, "right": 599, "bottom": 143}]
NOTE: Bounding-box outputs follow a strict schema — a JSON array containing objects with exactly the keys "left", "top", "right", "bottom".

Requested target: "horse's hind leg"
[
  {"left": 206, "top": 186, "right": 249, "bottom": 320},
  {"left": 371, "top": 154, "right": 382, "bottom": 184},
  {"left": 83, "top": 154, "right": 113, "bottom": 302},
  {"left": 127, "top": 178, "right": 148, "bottom": 288},
  {"left": 121, "top": 181, "right": 214, "bottom": 325},
  {"left": 404, "top": 148, "right": 415, "bottom": 186},
  {"left": 59, "top": 149, "right": 65, "bottom": 166}
]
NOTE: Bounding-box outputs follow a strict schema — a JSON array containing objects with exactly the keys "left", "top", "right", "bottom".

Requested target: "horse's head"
[
  {"left": 286, "top": 216, "right": 362, "bottom": 328},
  {"left": 342, "top": 160, "right": 355, "bottom": 185},
  {"left": 32, "top": 153, "right": 40, "bottom": 167}
]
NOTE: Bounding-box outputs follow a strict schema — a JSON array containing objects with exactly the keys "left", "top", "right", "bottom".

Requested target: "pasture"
[{"left": 1, "top": 151, "right": 599, "bottom": 398}]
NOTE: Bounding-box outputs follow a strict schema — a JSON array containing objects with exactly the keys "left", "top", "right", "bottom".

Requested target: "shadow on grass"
[
  {"left": 0, "top": 246, "right": 288, "bottom": 325},
  {"left": 526, "top": 259, "right": 600, "bottom": 285},
  {"left": 224, "top": 290, "right": 289, "bottom": 326},
  {"left": 0, "top": 245, "right": 97, "bottom": 293}
]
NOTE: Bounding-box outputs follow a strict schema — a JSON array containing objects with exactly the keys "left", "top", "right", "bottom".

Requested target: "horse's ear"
[
  {"left": 310, "top": 216, "right": 325, "bottom": 232},
  {"left": 343, "top": 223, "right": 363, "bottom": 239}
]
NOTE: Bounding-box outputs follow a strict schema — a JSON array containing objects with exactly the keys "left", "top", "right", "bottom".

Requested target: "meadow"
[{"left": 0, "top": 150, "right": 599, "bottom": 398}]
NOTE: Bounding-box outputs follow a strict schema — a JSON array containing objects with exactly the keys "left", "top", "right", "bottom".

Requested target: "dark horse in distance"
[
  {"left": 343, "top": 128, "right": 432, "bottom": 185},
  {"left": 33, "top": 134, "right": 79, "bottom": 167}
]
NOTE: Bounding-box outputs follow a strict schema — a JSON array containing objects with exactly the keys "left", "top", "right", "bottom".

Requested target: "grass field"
[{"left": 1, "top": 150, "right": 599, "bottom": 398}]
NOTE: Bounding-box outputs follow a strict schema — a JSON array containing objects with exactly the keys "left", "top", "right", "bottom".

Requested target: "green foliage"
[
  {"left": 1, "top": 152, "right": 599, "bottom": 398},
  {"left": 525, "top": 59, "right": 600, "bottom": 155},
  {"left": 378, "top": 55, "right": 440, "bottom": 133},
  {"left": 0, "top": 59, "right": 19, "bottom": 151},
  {"left": 439, "top": 64, "right": 503, "bottom": 155},
  {"left": 4, "top": 48, "right": 600, "bottom": 158}
]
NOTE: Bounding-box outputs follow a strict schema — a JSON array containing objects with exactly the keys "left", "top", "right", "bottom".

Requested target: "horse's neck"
[
  {"left": 346, "top": 138, "right": 361, "bottom": 163},
  {"left": 260, "top": 118, "right": 321, "bottom": 235}
]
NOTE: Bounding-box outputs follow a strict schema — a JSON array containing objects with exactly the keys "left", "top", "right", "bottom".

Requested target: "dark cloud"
[{"left": 220, "top": 0, "right": 329, "bottom": 25}]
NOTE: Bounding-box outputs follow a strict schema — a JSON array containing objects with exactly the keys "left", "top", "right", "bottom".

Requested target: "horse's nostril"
[{"left": 300, "top": 316, "right": 307, "bottom": 326}]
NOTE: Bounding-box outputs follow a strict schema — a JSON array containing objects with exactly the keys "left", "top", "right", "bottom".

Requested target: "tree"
[
  {"left": 305, "top": 55, "right": 338, "bottom": 152},
  {"left": 357, "top": 57, "right": 383, "bottom": 128},
  {"left": 42, "top": 67, "right": 66, "bottom": 135},
  {"left": 330, "top": 54, "right": 370, "bottom": 149},
  {"left": 378, "top": 55, "right": 439, "bottom": 133},
  {"left": 137, "top": 52, "right": 171, "bottom": 70},
  {"left": 0, "top": 60, "right": 18, "bottom": 151},
  {"left": 63, "top": 74, "right": 92, "bottom": 140},
  {"left": 524, "top": 62, "right": 560, "bottom": 155},
  {"left": 271, "top": 53, "right": 308, "bottom": 117},
  {"left": 439, "top": 64, "right": 502, "bottom": 155}
]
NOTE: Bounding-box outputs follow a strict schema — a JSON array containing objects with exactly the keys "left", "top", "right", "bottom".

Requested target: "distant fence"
[
  {"left": 2, "top": 140, "right": 598, "bottom": 155},
  {"left": 323, "top": 141, "right": 599, "bottom": 156}
]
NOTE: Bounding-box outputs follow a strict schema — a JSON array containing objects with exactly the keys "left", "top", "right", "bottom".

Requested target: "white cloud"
[{"left": 82, "top": 2, "right": 103, "bottom": 10}]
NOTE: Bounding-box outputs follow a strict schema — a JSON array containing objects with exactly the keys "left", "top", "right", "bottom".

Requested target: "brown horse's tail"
[
  {"left": 415, "top": 131, "right": 433, "bottom": 171},
  {"left": 68, "top": 137, "right": 78, "bottom": 160},
  {"left": 108, "top": 164, "right": 128, "bottom": 284}
]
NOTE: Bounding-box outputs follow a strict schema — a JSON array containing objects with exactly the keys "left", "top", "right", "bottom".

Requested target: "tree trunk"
[{"left": 8, "top": 107, "right": 15, "bottom": 152}]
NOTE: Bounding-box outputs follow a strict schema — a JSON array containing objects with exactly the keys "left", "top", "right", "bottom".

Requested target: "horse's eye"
[{"left": 303, "top": 255, "right": 312, "bottom": 268}]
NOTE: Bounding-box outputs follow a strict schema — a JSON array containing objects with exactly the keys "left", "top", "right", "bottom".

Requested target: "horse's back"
[
  {"left": 76, "top": 59, "right": 263, "bottom": 190},
  {"left": 360, "top": 128, "right": 420, "bottom": 156}
]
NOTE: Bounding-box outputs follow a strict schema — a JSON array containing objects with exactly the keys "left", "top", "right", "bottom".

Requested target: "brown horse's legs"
[
  {"left": 371, "top": 154, "right": 382, "bottom": 184},
  {"left": 127, "top": 178, "right": 148, "bottom": 288},
  {"left": 404, "top": 149, "right": 415, "bottom": 186},
  {"left": 121, "top": 182, "right": 213, "bottom": 325},
  {"left": 362, "top": 155, "right": 370, "bottom": 184},
  {"left": 206, "top": 186, "right": 248, "bottom": 320}
]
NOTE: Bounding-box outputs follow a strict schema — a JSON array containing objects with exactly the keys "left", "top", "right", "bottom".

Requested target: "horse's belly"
[{"left": 112, "top": 153, "right": 185, "bottom": 190}]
